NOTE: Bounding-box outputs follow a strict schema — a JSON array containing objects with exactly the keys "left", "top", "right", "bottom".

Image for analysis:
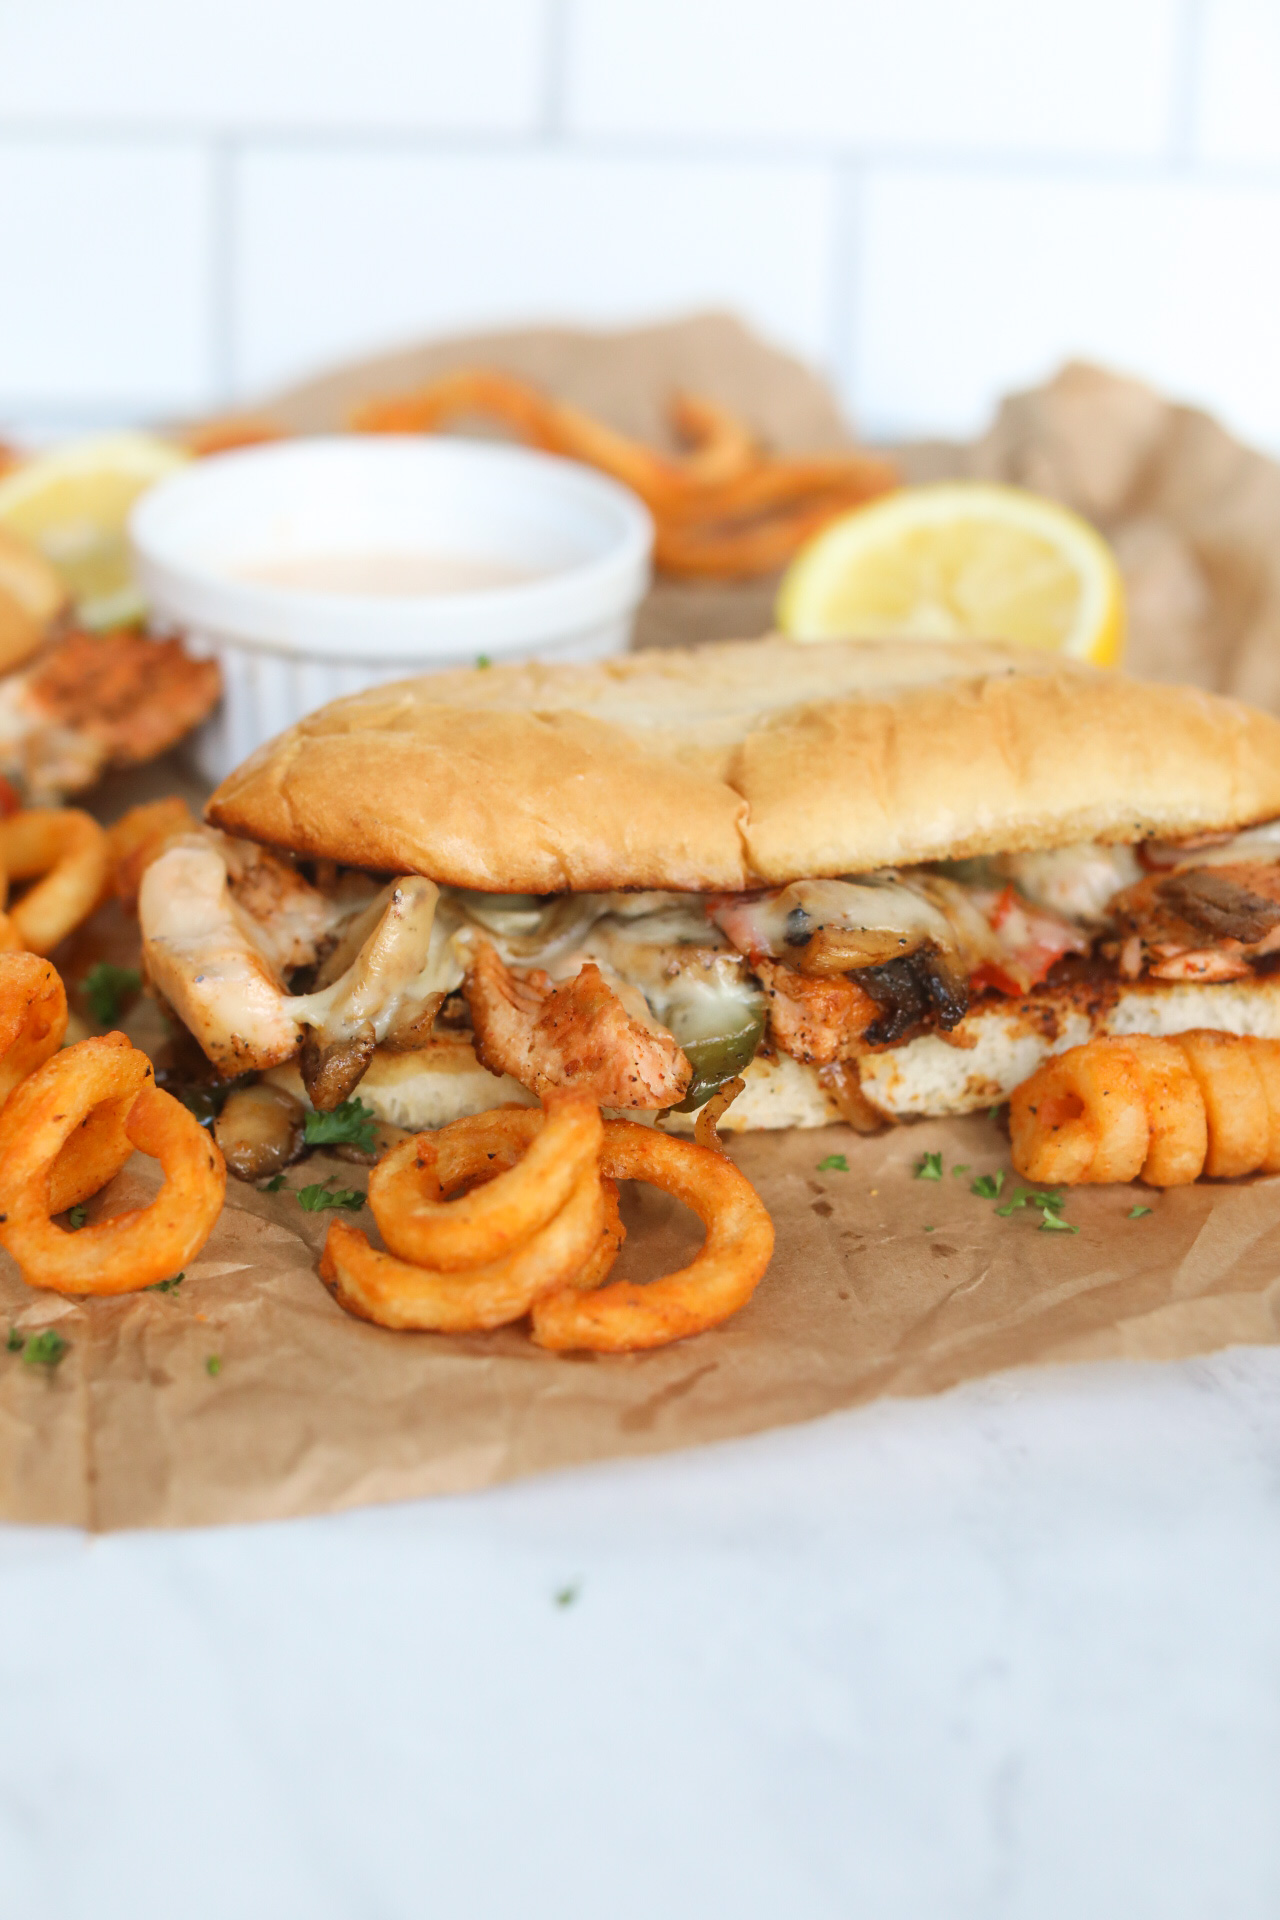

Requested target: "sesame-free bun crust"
[{"left": 208, "top": 637, "right": 1280, "bottom": 889}]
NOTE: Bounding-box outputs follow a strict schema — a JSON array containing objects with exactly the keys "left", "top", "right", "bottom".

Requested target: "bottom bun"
[{"left": 265, "top": 973, "right": 1280, "bottom": 1134}]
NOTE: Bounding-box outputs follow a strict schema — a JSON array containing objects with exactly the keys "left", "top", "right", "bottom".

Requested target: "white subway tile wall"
[{"left": 1, "top": 0, "right": 1278, "bottom": 447}]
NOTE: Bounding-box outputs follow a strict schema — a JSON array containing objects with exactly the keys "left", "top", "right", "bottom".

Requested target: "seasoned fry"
[
  {"left": 1009, "top": 1042, "right": 1149, "bottom": 1186},
  {"left": 321, "top": 1161, "right": 607, "bottom": 1332},
  {"left": 369, "top": 1091, "right": 601, "bottom": 1270},
  {"left": 1010, "top": 1030, "right": 1280, "bottom": 1187},
  {"left": 1174, "top": 1031, "right": 1269, "bottom": 1180},
  {"left": 0, "top": 951, "right": 66, "bottom": 1105},
  {"left": 351, "top": 368, "right": 898, "bottom": 579},
  {"left": 530, "top": 1121, "right": 775, "bottom": 1353},
  {"left": 1121, "top": 1036, "right": 1207, "bottom": 1188},
  {"left": 0, "top": 808, "right": 109, "bottom": 954},
  {"left": 1249, "top": 1038, "right": 1280, "bottom": 1173},
  {"left": 566, "top": 1175, "right": 625, "bottom": 1293},
  {"left": 0, "top": 1033, "right": 226, "bottom": 1293}
]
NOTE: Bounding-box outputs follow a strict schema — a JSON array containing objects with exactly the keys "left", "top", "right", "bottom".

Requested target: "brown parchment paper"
[{"left": 6, "top": 316, "right": 1280, "bottom": 1530}]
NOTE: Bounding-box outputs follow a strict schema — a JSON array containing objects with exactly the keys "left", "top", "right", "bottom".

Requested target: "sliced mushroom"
[
  {"left": 214, "top": 1082, "right": 306, "bottom": 1181},
  {"left": 300, "top": 1022, "right": 377, "bottom": 1111}
]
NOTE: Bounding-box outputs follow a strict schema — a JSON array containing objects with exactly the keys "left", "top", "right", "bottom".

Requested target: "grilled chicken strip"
[
  {"left": 465, "top": 940, "right": 692, "bottom": 1108},
  {"left": 141, "top": 835, "right": 463, "bottom": 1089},
  {"left": 753, "top": 957, "right": 877, "bottom": 1066},
  {"left": 1110, "top": 862, "right": 1280, "bottom": 982}
]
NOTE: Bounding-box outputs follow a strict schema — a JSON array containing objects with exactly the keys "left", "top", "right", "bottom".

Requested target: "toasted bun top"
[{"left": 207, "top": 636, "right": 1280, "bottom": 891}]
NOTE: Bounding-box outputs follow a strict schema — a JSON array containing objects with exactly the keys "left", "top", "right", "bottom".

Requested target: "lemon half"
[
  {"left": 776, "top": 481, "right": 1125, "bottom": 666},
  {"left": 0, "top": 433, "right": 189, "bottom": 630}
]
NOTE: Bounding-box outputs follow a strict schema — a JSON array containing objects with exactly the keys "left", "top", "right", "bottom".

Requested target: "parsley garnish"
[
  {"left": 66, "top": 1203, "right": 88, "bottom": 1230},
  {"left": 148, "top": 1272, "right": 184, "bottom": 1293},
  {"left": 261, "top": 1173, "right": 285, "bottom": 1193},
  {"left": 951, "top": 1163, "right": 970, "bottom": 1177},
  {"left": 6, "top": 1326, "right": 22, "bottom": 1352},
  {"left": 554, "top": 1582, "right": 581, "bottom": 1608},
  {"left": 22, "top": 1329, "right": 68, "bottom": 1368},
  {"left": 817, "top": 1153, "right": 849, "bottom": 1173},
  {"left": 1128, "top": 1204, "right": 1153, "bottom": 1219},
  {"left": 1039, "top": 1211, "right": 1078, "bottom": 1233},
  {"left": 297, "top": 1181, "right": 366, "bottom": 1213},
  {"left": 476, "top": 653, "right": 492, "bottom": 669},
  {"left": 914, "top": 1152, "right": 943, "bottom": 1181},
  {"left": 923, "top": 1224, "right": 936, "bottom": 1233},
  {"left": 303, "top": 1099, "right": 378, "bottom": 1153},
  {"left": 970, "top": 1171, "right": 1005, "bottom": 1200},
  {"left": 206, "top": 1355, "right": 222, "bottom": 1377},
  {"left": 83, "top": 963, "right": 141, "bottom": 1025}
]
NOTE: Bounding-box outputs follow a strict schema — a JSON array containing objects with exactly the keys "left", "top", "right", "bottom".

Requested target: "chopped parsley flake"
[
  {"left": 996, "top": 1189, "right": 1031, "bottom": 1217},
  {"left": 817, "top": 1153, "right": 849, "bottom": 1173},
  {"left": 476, "top": 653, "right": 492, "bottom": 669},
  {"left": 261, "top": 1173, "right": 285, "bottom": 1193},
  {"left": 970, "top": 1171, "right": 1005, "bottom": 1200},
  {"left": 297, "top": 1181, "right": 366, "bottom": 1214},
  {"left": 148, "top": 1272, "right": 184, "bottom": 1293},
  {"left": 923, "top": 1224, "right": 936, "bottom": 1233},
  {"left": 1128, "top": 1204, "right": 1153, "bottom": 1219},
  {"left": 303, "top": 1099, "right": 378, "bottom": 1153},
  {"left": 6, "top": 1326, "right": 22, "bottom": 1352},
  {"left": 22, "top": 1329, "right": 68, "bottom": 1368},
  {"left": 915, "top": 1152, "right": 943, "bottom": 1181},
  {"left": 554, "top": 1582, "right": 581, "bottom": 1608},
  {"left": 951, "top": 1163, "right": 970, "bottom": 1177},
  {"left": 1038, "top": 1211, "right": 1079, "bottom": 1233},
  {"left": 66, "top": 1204, "right": 88, "bottom": 1230},
  {"left": 83, "top": 962, "right": 142, "bottom": 1026},
  {"left": 206, "top": 1355, "right": 222, "bottom": 1377}
]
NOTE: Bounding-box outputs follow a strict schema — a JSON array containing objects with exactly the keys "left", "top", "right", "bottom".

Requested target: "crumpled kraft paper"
[
  {"left": 3, "top": 1120, "right": 1277, "bottom": 1530},
  {"left": 4, "top": 316, "right": 1278, "bottom": 1530}
]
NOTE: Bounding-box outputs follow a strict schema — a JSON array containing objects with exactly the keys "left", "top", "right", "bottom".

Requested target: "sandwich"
[{"left": 136, "top": 635, "right": 1280, "bottom": 1144}]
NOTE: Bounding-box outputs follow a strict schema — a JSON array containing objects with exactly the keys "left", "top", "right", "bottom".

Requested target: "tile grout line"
[
  {"left": 1169, "top": 0, "right": 1208, "bottom": 168},
  {"left": 540, "top": 0, "right": 570, "bottom": 142}
]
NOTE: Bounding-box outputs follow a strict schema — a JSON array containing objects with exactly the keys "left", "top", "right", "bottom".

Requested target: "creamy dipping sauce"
[{"left": 239, "top": 552, "right": 546, "bottom": 596}]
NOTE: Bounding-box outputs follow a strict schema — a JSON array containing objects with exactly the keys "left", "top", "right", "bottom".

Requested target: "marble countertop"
[{"left": 0, "top": 1346, "right": 1277, "bottom": 1919}]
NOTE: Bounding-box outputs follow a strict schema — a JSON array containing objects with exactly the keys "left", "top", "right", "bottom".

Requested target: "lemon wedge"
[
  {"left": 776, "top": 481, "right": 1125, "bottom": 666},
  {"left": 0, "top": 433, "right": 190, "bottom": 630}
]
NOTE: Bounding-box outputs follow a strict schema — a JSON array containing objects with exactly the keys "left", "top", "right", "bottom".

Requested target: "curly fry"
[
  {"left": 321, "top": 1162, "right": 607, "bottom": 1333},
  {"left": 667, "top": 392, "right": 757, "bottom": 487},
  {"left": 1011, "top": 1031, "right": 1280, "bottom": 1187},
  {"left": 351, "top": 367, "right": 899, "bottom": 576},
  {"left": 0, "top": 808, "right": 109, "bottom": 954},
  {"left": 530, "top": 1120, "right": 774, "bottom": 1353},
  {"left": 0, "top": 951, "right": 66, "bottom": 1105},
  {"left": 652, "top": 490, "right": 888, "bottom": 581},
  {"left": 0, "top": 1034, "right": 225, "bottom": 1293},
  {"left": 370, "top": 1092, "right": 601, "bottom": 1271},
  {"left": 0, "top": 978, "right": 142, "bottom": 1213},
  {"left": 1009, "top": 1043, "right": 1149, "bottom": 1186},
  {"left": 1174, "top": 1031, "right": 1269, "bottom": 1180},
  {"left": 1121, "top": 1036, "right": 1207, "bottom": 1188}
]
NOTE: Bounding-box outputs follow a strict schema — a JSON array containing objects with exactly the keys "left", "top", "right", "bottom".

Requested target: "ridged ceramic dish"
[{"left": 130, "top": 435, "right": 653, "bottom": 781}]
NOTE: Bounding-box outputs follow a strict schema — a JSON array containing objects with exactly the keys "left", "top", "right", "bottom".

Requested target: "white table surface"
[{"left": 1, "top": 1346, "right": 1277, "bottom": 1920}]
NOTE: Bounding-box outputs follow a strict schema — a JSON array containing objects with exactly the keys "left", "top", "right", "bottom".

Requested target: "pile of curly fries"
[
  {"left": 347, "top": 370, "right": 898, "bottom": 580},
  {"left": 322, "top": 1090, "right": 776, "bottom": 1352}
]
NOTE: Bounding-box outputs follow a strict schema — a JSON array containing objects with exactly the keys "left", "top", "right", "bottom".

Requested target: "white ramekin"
[{"left": 129, "top": 435, "right": 653, "bottom": 782}]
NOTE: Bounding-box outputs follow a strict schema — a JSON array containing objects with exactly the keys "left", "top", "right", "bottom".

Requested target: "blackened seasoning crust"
[{"left": 856, "top": 944, "right": 970, "bottom": 1046}]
